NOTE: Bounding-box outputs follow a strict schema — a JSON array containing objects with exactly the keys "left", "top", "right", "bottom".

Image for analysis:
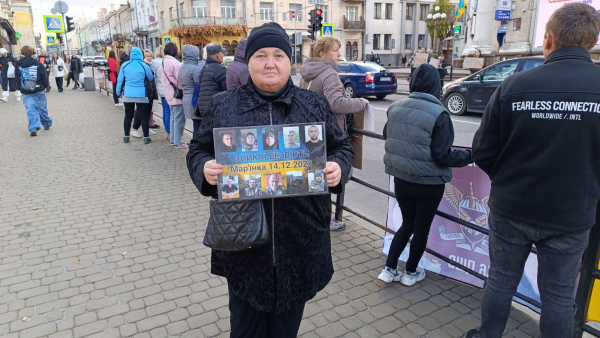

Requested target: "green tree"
[{"left": 426, "top": 0, "right": 455, "bottom": 53}]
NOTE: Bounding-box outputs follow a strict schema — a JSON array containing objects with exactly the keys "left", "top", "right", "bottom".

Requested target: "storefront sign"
[
  {"left": 453, "top": 25, "right": 461, "bottom": 36},
  {"left": 214, "top": 123, "right": 328, "bottom": 201},
  {"left": 16, "top": 12, "right": 31, "bottom": 25}
]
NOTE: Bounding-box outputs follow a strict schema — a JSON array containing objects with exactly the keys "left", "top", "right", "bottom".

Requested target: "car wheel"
[
  {"left": 376, "top": 95, "right": 386, "bottom": 100},
  {"left": 344, "top": 84, "right": 356, "bottom": 98},
  {"left": 446, "top": 92, "right": 467, "bottom": 116}
]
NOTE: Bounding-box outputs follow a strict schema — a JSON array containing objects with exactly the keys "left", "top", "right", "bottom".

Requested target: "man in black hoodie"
[
  {"left": 468, "top": 4, "right": 600, "bottom": 338},
  {"left": 15, "top": 46, "right": 52, "bottom": 136}
]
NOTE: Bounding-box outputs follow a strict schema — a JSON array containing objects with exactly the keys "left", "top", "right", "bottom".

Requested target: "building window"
[
  {"left": 346, "top": 41, "right": 352, "bottom": 60},
  {"left": 373, "top": 34, "right": 380, "bottom": 50},
  {"left": 352, "top": 42, "right": 358, "bottom": 60},
  {"left": 260, "top": 2, "right": 274, "bottom": 21},
  {"left": 316, "top": 5, "right": 328, "bottom": 22},
  {"left": 160, "top": 11, "right": 165, "bottom": 28},
  {"left": 374, "top": 3, "right": 382, "bottom": 19},
  {"left": 420, "top": 5, "right": 429, "bottom": 20},
  {"left": 513, "top": 18, "right": 521, "bottom": 30},
  {"left": 222, "top": 40, "right": 231, "bottom": 55},
  {"left": 289, "top": 4, "right": 302, "bottom": 22},
  {"left": 169, "top": 7, "right": 176, "bottom": 20},
  {"left": 221, "top": 0, "right": 236, "bottom": 18},
  {"left": 418, "top": 34, "right": 425, "bottom": 48},
  {"left": 384, "top": 34, "right": 392, "bottom": 49},
  {"left": 385, "top": 4, "right": 393, "bottom": 19},
  {"left": 406, "top": 4, "right": 414, "bottom": 20},
  {"left": 192, "top": 0, "right": 207, "bottom": 18},
  {"left": 405, "top": 34, "right": 412, "bottom": 49},
  {"left": 347, "top": 6, "right": 358, "bottom": 21},
  {"left": 180, "top": 3, "right": 185, "bottom": 18}
]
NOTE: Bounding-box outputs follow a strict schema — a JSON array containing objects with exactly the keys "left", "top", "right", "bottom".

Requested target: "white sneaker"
[
  {"left": 148, "top": 129, "right": 157, "bottom": 135},
  {"left": 115, "top": 102, "right": 124, "bottom": 107},
  {"left": 401, "top": 267, "right": 426, "bottom": 286},
  {"left": 16, "top": 97, "right": 21, "bottom": 101},
  {"left": 131, "top": 130, "right": 142, "bottom": 138},
  {"left": 377, "top": 267, "right": 402, "bottom": 283},
  {"left": 0, "top": 97, "right": 7, "bottom": 102}
]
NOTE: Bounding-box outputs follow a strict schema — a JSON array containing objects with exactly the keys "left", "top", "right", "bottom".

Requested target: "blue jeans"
[
  {"left": 193, "top": 118, "right": 202, "bottom": 137},
  {"left": 161, "top": 97, "right": 171, "bottom": 134},
  {"left": 24, "top": 91, "right": 52, "bottom": 132},
  {"left": 169, "top": 104, "right": 185, "bottom": 146},
  {"left": 478, "top": 212, "right": 591, "bottom": 338}
]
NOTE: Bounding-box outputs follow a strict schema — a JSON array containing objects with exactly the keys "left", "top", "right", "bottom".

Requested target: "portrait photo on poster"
[
  {"left": 221, "top": 175, "right": 240, "bottom": 200},
  {"left": 213, "top": 122, "right": 329, "bottom": 201},
  {"left": 241, "top": 129, "right": 259, "bottom": 152}
]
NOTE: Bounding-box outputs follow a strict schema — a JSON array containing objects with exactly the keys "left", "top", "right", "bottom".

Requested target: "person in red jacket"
[{"left": 108, "top": 51, "right": 122, "bottom": 106}]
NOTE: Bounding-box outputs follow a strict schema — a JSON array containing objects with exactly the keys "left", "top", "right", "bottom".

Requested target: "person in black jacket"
[
  {"left": 15, "top": 46, "right": 53, "bottom": 136},
  {"left": 380, "top": 64, "right": 471, "bottom": 287},
  {"left": 194, "top": 43, "right": 227, "bottom": 127},
  {"left": 187, "top": 22, "right": 354, "bottom": 337},
  {"left": 467, "top": 5, "right": 600, "bottom": 338},
  {"left": 0, "top": 48, "right": 21, "bottom": 102},
  {"left": 70, "top": 51, "right": 83, "bottom": 90}
]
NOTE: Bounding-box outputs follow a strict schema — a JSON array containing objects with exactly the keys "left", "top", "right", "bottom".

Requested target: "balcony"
[
  {"left": 342, "top": 0, "right": 366, "bottom": 2},
  {"left": 344, "top": 16, "right": 365, "bottom": 31},
  {"left": 133, "top": 25, "right": 151, "bottom": 35},
  {"left": 170, "top": 16, "right": 245, "bottom": 27}
]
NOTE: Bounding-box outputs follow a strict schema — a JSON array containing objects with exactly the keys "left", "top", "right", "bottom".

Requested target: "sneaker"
[
  {"left": 30, "top": 131, "right": 37, "bottom": 136},
  {"left": 378, "top": 267, "right": 402, "bottom": 283},
  {"left": 144, "top": 137, "right": 152, "bottom": 144},
  {"left": 16, "top": 97, "right": 21, "bottom": 101},
  {"left": 148, "top": 129, "right": 157, "bottom": 135},
  {"left": 131, "top": 130, "right": 142, "bottom": 138},
  {"left": 150, "top": 124, "right": 160, "bottom": 129},
  {"left": 72, "top": 86, "right": 78, "bottom": 90},
  {"left": 123, "top": 136, "right": 130, "bottom": 143},
  {"left": 401, "top": 267, "right": 426, "bottom": 286},
  {"left": 115, "top": 103, "right": 124, "bottom": 107},
  {"left": 174, "top": 143, "right": 189, "bottom": 149},
  {"left": 330, "top": 219, "right": 346, "bottom": 231},
  {"left": 0, "top": 97, "right": 7, "bottom": 102},
  {"left": 465, "top": 329, "right": 480, "bottom": 338}
]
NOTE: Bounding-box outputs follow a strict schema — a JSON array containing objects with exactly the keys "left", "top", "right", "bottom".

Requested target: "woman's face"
[
  {"left": 320, "top": 45, "right": 341, "bottom": 65},
  {"left": 475, "top": 50, "right": 481, "bottom": 58},
  {"left": 248, "top": 47, "right": 290, "bottom": 94},
  {"left": 145, "top": 54, "right": 153, "bottom": 62},
  {"left": 246, "top": 134, "right": 255, "bottom": 145}
]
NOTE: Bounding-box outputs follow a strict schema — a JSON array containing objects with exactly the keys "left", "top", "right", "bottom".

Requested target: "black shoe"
[
  {"left": 144, "top": 137, "right": 152, "bottom": 144},
  {"left": 30, "top": 131, "right": 37, "bottom": 136},
  {"left": 466, "top": 329, "right": 480, "bottom": 338},
  {"left": 123, "top": 136, "right": 130, "bottom": 143},
  {"left": 72, "top": 86, "right": 78, "bottom": 90},
  {"left": 150, "top": 124, "right": 160, "bottom": 129}
]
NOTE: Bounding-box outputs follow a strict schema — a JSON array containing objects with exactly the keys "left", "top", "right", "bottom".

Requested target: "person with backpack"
[
  {"left": 0, "top": 48, "right": 21, "bottom": 102},
  {"left": 130, "top": 49, "right": 159, "bottom": 138},
  {"left": 178, "top": 45, "right": 200, "bottom": 136},
  {"left": 15, "top": 46, "right": 52, "bottom": 136},
  {"left": 194, "top": 43, "right": 227, "bottom": 133},
  {"left": 116, "top": 47, "right": 154, "bottom": 144},
  {"left": 162, "top": 42, "right": 186, "bottom": 149}
]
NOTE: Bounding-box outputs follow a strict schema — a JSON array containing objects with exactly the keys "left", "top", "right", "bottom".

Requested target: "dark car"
[
  {"left": 338, "top": 62, "right": 397, "bottom": 99},
  {"left": 441, "top": 56, "right": 545, "bottom": 115},
  {"left": 93, "top": 56, "right": 108, "bottom": 67}
]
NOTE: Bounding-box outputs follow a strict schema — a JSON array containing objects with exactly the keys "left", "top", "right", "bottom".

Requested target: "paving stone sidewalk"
[{"left": 0, "top": 88, "right": 541, "bottom": 338}]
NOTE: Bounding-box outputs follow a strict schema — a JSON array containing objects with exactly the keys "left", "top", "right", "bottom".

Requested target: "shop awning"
[{"left": 0, "top": 17, "right": 17, "bottom": 45}]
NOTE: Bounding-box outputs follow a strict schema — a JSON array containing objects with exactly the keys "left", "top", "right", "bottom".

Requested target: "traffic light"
[
  {"left": 315, "top": 9, "right": 323, "bottom": 32},
  {"left": 65, "top": 16, "right": 75, "bottom": 32},
  {"left": 308, "top": 9, "right": 316, "bottom": 40},
  {"left": 56, "top": 33, "right": 64, "bottom": 45}
]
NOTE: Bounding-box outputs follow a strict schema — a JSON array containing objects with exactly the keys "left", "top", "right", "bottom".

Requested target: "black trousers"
[
  {"left": 66, "top": 72, "right": 75, "bottom": 87},
  {"left": 55, "top": 77, "right": 63, "bottom": 92},
  {"left": 124, "top": 102, "right": 149, "bottom": 137},
  {"left": 229, "top": 284, "right": 305, "bottom": 338},
  {"left": 112, "top": 82, "right": 119, "bottom": 104},
  {"left": 386, "top": 178, "right": 445, "bottom": 272},
  {"left": 133, "top": 99, "right": 153, "bottom": 130}
]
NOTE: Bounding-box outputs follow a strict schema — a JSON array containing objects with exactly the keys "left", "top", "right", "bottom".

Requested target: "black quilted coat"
[
  {"left": 187, "top": 79, "right": 354, "bottom": 314},
  {"left": 195, "top": 57, "right": 227, "bottom": 117}
]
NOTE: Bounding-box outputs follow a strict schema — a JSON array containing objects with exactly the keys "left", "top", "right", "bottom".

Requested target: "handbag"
[
  {"left": 7, "top": 63, "right": 15, "bottom": 79},
  {"left": 162, "top": 60, "right": 184, "bottom": 100},
  {"left": 203, "top": 199, "right": 270, "bottom": 251},
  {"left": 58, "top": 65, "right": 64, "bottom": 72}
]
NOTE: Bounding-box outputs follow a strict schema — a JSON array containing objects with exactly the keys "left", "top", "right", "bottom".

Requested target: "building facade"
[{"left": 0, "top": 0, "right": 35, "bottom": 54}]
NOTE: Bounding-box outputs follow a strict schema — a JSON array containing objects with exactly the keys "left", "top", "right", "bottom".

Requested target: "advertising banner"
[
  {"left": 383, "top": 151, "right": 541, "bottom": 310},
  {"left": 535, "top": 0, "right": 600, "bottom": 47},
  {"left": 16, "top": 12, "right": 31, "bottom": 25},
  {"left": 96, "top": 68, "right": 105, "bottom": 91},
  {"left": 214, "top": 123, "right": 328, "bottom": 201}
]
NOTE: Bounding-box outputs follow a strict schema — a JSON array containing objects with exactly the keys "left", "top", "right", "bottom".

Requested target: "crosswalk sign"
[
  {"left": 162, "top": 36, "right": 172, "bottom": 45},
  {"left": 43, "top": 15, "right": 64, "bottom": 33},
  {"left": 46, "top": 36, "right": 57, "bottom": 45},
  {"left": 321, "top": 23, "right": 334, "bottom": 38}
]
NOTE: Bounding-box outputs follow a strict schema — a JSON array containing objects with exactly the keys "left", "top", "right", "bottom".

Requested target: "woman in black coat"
[
  {"left": 0, "top": 48, "right": 21, "bottom": 102},
  {"left": 187, "top": 22, "right": 354, "bottom": 338}
]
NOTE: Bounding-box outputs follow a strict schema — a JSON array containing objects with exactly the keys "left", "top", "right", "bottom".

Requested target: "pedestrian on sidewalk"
[
  {"left": 15, "top": 46, "right": 52, "bottom": 136},
  {"left": 38, "top": 50, "right": 52, "bottom": 93},
  {"left": 70, "top": 51, "right": 83, "bottom": 90},
  {"left": 151, "top": 45, "right": 170, "bottom": 138},
  {"left": 378, "top": 64, "right": 471, "bottom": 287},
  {"left": 108, "top": 51, "right": 122, "bottom": 106},
  {"left": 178, "top": 44, "right": 200, "bottom": 136},
  {"left": 116, "top": 47, "right": 154, "bottom": 144},
  {"left": 187, "top": 22, "right": 354, "bottom": 338},
  {"left": 63, "top": 54, "right": 72, "bottom": 88},
  {"left": 162, "top": 42, "right": 186, "bottom": 148},
  {"left": 120, "top": 44, "right": 132, "bottom": 67},
  {"left": 299, "top": 36, "right": 368, "bottom": 231},
  {"left": 0, "top": 48, "right": 22, "bottom": 102},
  {"left": 402, "top": 54, "right": 407, "bottom": 67},
  {"left": 51, "top": 52, "right": 65, "bottom": 92},
  {"left": 467, "top": 4, "right": 600, "bottom": 338},
  {"left": 193, "top": 43, "right": 228, "bottom": 136},
  {"left": 226, "top": 38, "right": 249, "bottom": 90},
  {"left": 130, "top": 49, "right": 159, "bottom": 138}
]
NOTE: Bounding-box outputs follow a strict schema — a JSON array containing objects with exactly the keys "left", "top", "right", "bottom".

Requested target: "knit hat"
[{"left": 245, "top": 22, "right": 292, "bottom": 62}]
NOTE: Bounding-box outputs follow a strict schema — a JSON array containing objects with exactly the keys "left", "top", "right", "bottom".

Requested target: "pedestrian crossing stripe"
[
  {"left": 321, "top": 24, "right": 334, "bottom": 38},
  {"left": 43, "top": 15, "right": 65, "bottom": 33}
]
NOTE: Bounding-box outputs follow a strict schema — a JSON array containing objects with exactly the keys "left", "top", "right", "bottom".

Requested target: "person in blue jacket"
[{"left": 116, "top": 47, "right": 154, "bottom": 144}]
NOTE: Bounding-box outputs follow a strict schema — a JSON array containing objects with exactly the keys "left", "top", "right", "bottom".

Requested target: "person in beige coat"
[
  {"left": 299, "top": 37, "right": 368, "bottom": 133},
  {"left": 299, "top": 36, "right": 368, "bottom": 231}
]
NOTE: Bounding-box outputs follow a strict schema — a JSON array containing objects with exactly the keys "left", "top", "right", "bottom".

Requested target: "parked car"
[
  {"left": 338, "top": 62, "right": 397, "bottom": 99},
  {"left": 82, "top": 56, "right": 93, "bottom": 67},
  {"left": 441, "top": 56, "right": 545, "bottom": 115},
  {"left": 93, "top": 56, "right": 108, "bottom": 67}
]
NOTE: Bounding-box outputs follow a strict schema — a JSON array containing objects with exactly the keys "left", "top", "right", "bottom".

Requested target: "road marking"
[{"left": 372, "top": 106, "right": 480, "bottom": 125}]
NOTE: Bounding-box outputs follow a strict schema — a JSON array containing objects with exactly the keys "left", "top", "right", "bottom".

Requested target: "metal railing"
[
  {"left": 336, "top": 127, "right": 600, "bottom": 336},
  {"left": 170, "top": 16, "right": 245, "bottom": 27},
  {"left": 343, "top": 15, "right": 365, "bottom": 30}
]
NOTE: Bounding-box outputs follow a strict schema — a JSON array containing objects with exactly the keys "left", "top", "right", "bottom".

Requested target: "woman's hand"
[
  {"left": 360, "top": 98, "right": 369, "bottom": 106},
  {"left": 324, "top": 161, "right": 342, "bottom": 187},
  {"left": 203, "top": 160, "right": 222, "bottom": 186}
]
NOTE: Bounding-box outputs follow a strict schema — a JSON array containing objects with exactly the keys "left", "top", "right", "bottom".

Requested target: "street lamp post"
[{"left": 427, "top": 6, "right": 447, "bottom": 55}]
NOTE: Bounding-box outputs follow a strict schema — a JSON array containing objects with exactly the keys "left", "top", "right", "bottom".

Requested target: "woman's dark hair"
[
  {"left": 164, "top": 43, "right": 178, "bottom": 57},
  {"left": 109, "top": 51, "right": 116, "bottom": 59}
]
